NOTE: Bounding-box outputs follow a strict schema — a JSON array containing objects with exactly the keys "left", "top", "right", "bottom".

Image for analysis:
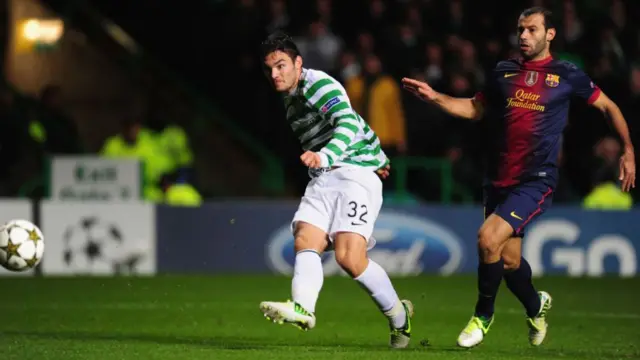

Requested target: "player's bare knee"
[
  {"left": 478, "top": 215, "right": 515, "bottom": 262},
  {"left": 293, "top": 223, "right": 328, "bottom": 253},
  {"left": 294, "top": 234, "right": 326, "bottom": 253},
  {"left": 502, "top": 254, "right": 521, "bottom": 271},
  {"left": 477, "top": 228, "right": 501, "bottom": 258}
]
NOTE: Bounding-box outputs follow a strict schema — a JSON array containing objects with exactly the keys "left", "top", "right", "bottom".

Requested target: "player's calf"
[
  {"left": 333, "top": 232, "right": 369, "bottom": 277},
  {"left": 474, "top": 215, "right": 513, "bottom": 317},
  {"left": 501, "top": 243, "right": 521, "bottom": 271},
  {"left": 259, "top": 222, "right": 327, "bottom": 331},
  {"left": 503, "top": 243, "right": 542, "bottom": 319},
  {"left": 290, "top": 223, "right": 328, "bottom": 315},
  {"left": 458, "top": 215, "right": 514, "bottom": 348},
  {"left": 334, "top": 232, "right": 412, "bottom": 348}
]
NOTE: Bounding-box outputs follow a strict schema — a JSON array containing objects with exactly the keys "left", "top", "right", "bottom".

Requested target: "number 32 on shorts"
[{"left": 347, "top": 201, "right": 368, "bottom": 226}]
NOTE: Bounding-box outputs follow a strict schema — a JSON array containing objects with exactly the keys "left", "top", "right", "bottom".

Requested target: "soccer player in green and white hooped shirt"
[{"left": 258, "top": 32, "right": 414, "bottom": 349}]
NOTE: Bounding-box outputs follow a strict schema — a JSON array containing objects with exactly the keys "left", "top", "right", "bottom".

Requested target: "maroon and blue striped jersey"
[{"left": 475, "top": 56, "right": 601, "bottom": 188}]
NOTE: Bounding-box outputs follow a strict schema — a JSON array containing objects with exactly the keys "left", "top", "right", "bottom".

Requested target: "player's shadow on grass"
[
  {"left": 2, "top": 330, "right": 267, "bottom": 350},
  {"left": 4, "top": 330, "right": 619, "bottom": 357},
  {"left": 1, "top": 330, "right": 423, "bottom": 351}
]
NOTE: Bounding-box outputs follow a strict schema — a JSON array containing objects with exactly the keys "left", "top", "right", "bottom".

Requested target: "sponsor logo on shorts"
[{"left": 265, "top": 210, "right": 465, "bottom": 276}]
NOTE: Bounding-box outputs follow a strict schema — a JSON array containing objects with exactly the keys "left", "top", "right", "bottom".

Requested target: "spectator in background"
[
  {"left": 364, "top": 0, "right": 389, "bottom": 41},
  {"left": 554, "top": 146, "right": 580, "bottom": 203},
  {"left": 624, "top": 64, "right": 640, "bottom": 200},
  {"left": 423, "top": 42, "right": 444, "bottom": 88},
  {"left": 294, "top": 19, "right": 342, "bottom": 73},
  {"left": 160, "top": 172, "right": 202, "bottom": 207},
  {"left": 591, "top": 136, "right": 623, "bottom": 187},
  {"left": 345, "top": 53, "right": 407, "bottom": 157},
  {"left": 0, "top": 84, "right": 36, "bottom": 196},
  {"left": 315, "top": 0, "right": 333, "bottom": 29},
  {"left": 30, "top": 85, "right": 83, "bottom": 155},
  {"left": 622, "top": 65, "right": 640, "bottom": 158},
  {"left": 355, "top": 30, "right": 376, "bottom": 60},
  {"left": 156, "top": 124, "right": 194, "bottom": 176},
  {"left": 337, "top": 50, "right": 361, "bottom": 84},
  {"left": 144, "top": 103, "right": 195, "bottom": 178},
  {"left": 445, "top": 138, "right": 482, "bottom": 202},
  {"left": 456, "top": 40, "right": 485, "bottom": 89},
  {"left": 265, "top": 0, "right": 290, "bottom": 34},
  {"left": 561, "top": 0, "right": 584, "bottom": 53},
  {"left": 387, "top": 23, "right": 420, "bottom": 79},
  {"left": 100, "top": 118, "right": 172, "bottom": 202},
  {"left": 583, "top": 167, "right": 633, "bottom": 210},
  {"left": 441, "top": 71, "right": 477, "bottom": 157},
  {"left": 21, "top": 0, "right": 634, "bottom": 203}
]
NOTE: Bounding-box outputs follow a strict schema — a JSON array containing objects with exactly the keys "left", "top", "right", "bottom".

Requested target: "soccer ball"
[{"left": 0, "top": 219, "right": 45, "bottom": 272}]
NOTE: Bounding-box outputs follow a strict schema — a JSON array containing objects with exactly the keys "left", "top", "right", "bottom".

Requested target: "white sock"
[
  {"left": 291, "top": 250, "right": 324, "bottom": 314},
  {"left": 355, "top": 260, "right": 407, "bottom": 329}
]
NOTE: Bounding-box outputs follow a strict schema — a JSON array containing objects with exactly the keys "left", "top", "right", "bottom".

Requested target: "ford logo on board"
[{"left": 266, "top": 210, "right": 464, "bottom": 276}]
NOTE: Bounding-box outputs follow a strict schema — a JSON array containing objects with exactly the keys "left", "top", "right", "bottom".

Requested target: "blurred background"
[
  {"left": 0, "top": 0, "right": 637, "bottom": 208},
  {"left": 0, "top": 0, "right": 639, "bottom": 278},
  {"left": 1, "top": 2, "right": 640, "bottom": 357}
]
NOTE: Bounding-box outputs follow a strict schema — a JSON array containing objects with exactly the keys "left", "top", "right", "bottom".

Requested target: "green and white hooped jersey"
[{"left": 283, "top": 68, "right": 389, "bottom": 172}]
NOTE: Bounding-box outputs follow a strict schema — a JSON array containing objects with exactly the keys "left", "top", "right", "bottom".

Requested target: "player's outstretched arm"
[
  {"left": 401, "top": 77, "right": 483, "bottom": 121},
  {"left": 300, "top": 82, "right": 360, "bottom": 168},
  {"left": 591, "top": 92, "right": 636, "bottom": 191}
]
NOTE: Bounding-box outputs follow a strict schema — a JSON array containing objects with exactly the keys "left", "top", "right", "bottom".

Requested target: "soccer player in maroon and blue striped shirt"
[{"left": 402, "top": 6, "right": 636, "bottom": 348}]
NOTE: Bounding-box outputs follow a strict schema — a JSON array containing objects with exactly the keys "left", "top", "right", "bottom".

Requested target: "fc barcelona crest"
[
  {"left": 525, "top": 71, "right": 538, "bottom": 86},
  {"left": 545, "top": 74, "right": 560, "bottom": 87}
]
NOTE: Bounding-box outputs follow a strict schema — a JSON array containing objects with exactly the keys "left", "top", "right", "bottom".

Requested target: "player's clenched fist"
[
  {"left": 376, "top": 164, "right": 390, "bottom": 180},
  {"left": 401, "top": 77, "right": 438, "bottom": 102},
  {"left": 300, "top": 150, "right": 322, "bottom": 168}
]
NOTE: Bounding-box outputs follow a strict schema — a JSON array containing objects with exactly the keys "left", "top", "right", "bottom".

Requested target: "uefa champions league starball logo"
[{"left": 62, "top": 216, "right": 146, "bottom": 274}]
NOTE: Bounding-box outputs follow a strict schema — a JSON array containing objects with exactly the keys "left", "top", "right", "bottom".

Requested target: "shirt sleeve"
[
  {"left": 473, "top": 91, "right": 486, "bottom": 105},
  {"left": 567, "top": 65, "right": 601, "bottom": 105},
  {"left": 305, "top": 80, "right": 360, "bottom": 168},
  {"left": 474, "top": 61, "right": 513, "bottom": 109},
  {"left": 473, "top": 70, "right": 497, "bottom": 107}
]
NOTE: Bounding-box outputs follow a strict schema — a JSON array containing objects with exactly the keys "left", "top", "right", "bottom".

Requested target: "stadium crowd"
[
  {"left": 0, "top": 82, "right": 200, "bottom": 204},
  {"left": 0, "top": 0, "right": 638, "bottom": 208},
  {"left": 221, "top": 0, "right": 640, "bottom": 206}
]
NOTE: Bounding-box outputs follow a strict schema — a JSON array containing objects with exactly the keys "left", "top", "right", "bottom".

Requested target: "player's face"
[
  {"left": 517, "top": 14, "right": 555, "bottom": 60},
  {"left": 263, "top": 51, "right": 302, "bottom": 93}
]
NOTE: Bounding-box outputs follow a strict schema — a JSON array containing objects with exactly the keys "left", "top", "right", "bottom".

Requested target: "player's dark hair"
[
  {"left": 260, "top": 31, "right": 301, "bottom": 60},
  {"left": 520, "top": 6, "right": 555, "bottom": 30}
]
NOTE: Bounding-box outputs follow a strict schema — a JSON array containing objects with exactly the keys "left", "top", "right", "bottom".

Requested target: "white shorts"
[{"left": 291, "top": 166, "right": 382, "bottom": 250}]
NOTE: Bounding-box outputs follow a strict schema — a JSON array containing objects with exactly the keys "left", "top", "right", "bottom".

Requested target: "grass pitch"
[{"left": 1, "top": 275, "right": 638, "bottom": 359}]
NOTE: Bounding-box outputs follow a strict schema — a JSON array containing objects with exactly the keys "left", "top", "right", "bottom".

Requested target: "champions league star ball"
[{"left": 0, "top": 220, "right": 45, "bottom": 272}]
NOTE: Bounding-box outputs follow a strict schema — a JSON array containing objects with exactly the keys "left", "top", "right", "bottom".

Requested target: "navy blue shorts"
[{"left": 483, "top": 179, "right": 554, "bottom": 237}]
